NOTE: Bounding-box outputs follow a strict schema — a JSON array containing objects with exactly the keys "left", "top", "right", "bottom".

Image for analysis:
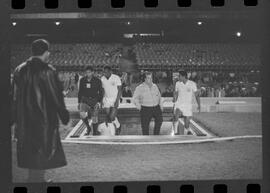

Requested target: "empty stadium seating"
[
  {"left": 134, "top": 43, "right": 260, "bottom": 69},
  {"left": 11, "top": 43, "right": 123, "bottom": 70},
  {"left": 11, "top": 43, "right": 260, "bottom": 71}
]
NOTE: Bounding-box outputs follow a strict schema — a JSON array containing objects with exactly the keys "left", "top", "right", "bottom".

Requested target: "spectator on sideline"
[
  {"left": 133, "top": 71, "right": 163, "bottom": 135},
  {"left": 122, "top": 86, "right": 132, "bottom": 97},
  {"left": 11, "top": 39, "right": 69, "bottom": 182},
  {"left": 162, "top": 87, "right": 173, "bottom": 97}
]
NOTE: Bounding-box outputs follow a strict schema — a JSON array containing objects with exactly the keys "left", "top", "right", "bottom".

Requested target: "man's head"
[
  {"left": 143, "top": 71, "right": 153, "bottom": 85},
  {"left": 85, "top": 66, "right": 94, "bottom": 78},
  {"left": 179, "top": 70, "right": 188, "bottom": 82},
  {"left": 31, "top": 39, "right": 50, "bottom": 62},
  {"left": 103, "top": 65, "right": 112, "bottom": 78}
]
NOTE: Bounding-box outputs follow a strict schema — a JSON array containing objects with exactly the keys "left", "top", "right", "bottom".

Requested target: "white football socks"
[
  {"left": 113, "top": 117, "right": 120, "bottom": 128},
  {"left": 173, "top": 121, "right": 179, "bottom": 133}
]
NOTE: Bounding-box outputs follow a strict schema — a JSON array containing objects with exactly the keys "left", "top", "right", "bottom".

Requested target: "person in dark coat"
[{"left": 11, "top": 39, "right": 70, "bottom": 182}]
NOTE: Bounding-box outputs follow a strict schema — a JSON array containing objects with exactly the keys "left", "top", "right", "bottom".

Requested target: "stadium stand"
[
  {"left": 11, "top": 43, "right": 261, "bottom": 97},
  {"left": 134, "top": 43, "right": 260, "bottom": 69},
  {"left": 11, "top": 43, "right": 124, "bottom": 71}
]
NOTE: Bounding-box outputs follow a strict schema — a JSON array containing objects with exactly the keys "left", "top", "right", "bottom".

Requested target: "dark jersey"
[{"left": 78, "top": 76, "right": 103, "bottom": 104}]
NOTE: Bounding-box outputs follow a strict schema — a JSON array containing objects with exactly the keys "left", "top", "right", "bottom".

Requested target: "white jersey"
[
  {"left": 175, "top": 80, "right": 197, "bottom": 106},
  {"left": 101, "top": 74, "right": 122, "bottom": 100},
  {"left": 98, "top": 122, "right": 115, "bottom": 136}
]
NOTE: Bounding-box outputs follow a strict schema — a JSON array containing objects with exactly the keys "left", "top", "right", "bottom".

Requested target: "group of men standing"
[
  {"left": 11, "top": 39, "right": 201, "bottom": 182},
  {"left": 78, "top": 65, "right": 122, "bottom": 136},
  {"left": 79, "top": 67, "right": 201, "bottom": 137},
  {"left": 133, "top": 71, "right": 200, "bottom": 136}
]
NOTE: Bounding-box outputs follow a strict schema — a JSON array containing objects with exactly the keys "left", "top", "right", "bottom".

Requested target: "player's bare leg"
[
  {"left": 92, "top": 106, "right": 100, "bottom": 135},
  {"left": 80, "top": 111, "right": 92, "bottom": 135},
  {"left": 184, "top": 116, "right": 192, "bottom": 135},
  {"left": 110, "top": 107, "right": 121, "bottom": 135},
  {"left": 172, "top": 108, "right": 183, "bottom": 135}
]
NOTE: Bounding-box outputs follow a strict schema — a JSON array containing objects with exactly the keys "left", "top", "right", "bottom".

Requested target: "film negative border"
[
  {"left": 2, "top": 0, "right": 269, "bottom": 193},
  {"left": 11, "top": 181, "right": 262, "bottom": 193},
  {"left": 11, "top": 0, "right": 259, "bottom": 10}
]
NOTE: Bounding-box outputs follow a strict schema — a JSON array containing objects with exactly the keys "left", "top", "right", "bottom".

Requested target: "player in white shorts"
[
  {"left": 101, "top": 65, "right": 122, "bottom": 135},
  {"left": 172, "top": 70, "right": 201, "bottom": 135}
]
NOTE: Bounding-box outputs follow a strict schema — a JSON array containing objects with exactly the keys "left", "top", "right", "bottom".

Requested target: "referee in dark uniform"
[{"left": 78, "top": 66, "right": 103, "bottom": 135}]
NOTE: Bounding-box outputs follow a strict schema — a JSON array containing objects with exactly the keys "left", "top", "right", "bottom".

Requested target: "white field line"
[
  {"left": 61, "top": 135, "right": 262, "bottom": 145},
  {"left": 79, "top": 119, "right": 92, "bottom": 138},
  {"left": 217, "top": 101, "right": 246, "bottom": 104},
  {"left": 178, "top": 118, "right": 212, "bottom": 137},
  {"left": 65, "top": 119, "right": 83, "bottom": 139},
  {"left": 190, "top": 119, "right": 213, "bottom": 137}
]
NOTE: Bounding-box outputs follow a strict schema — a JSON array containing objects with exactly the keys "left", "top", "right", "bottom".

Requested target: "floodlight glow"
[
  {"left": 55, "top": 21, "right": 61, "bottom": 26},
  {"left": 12, "top": 22, "right": 17, "bottom": 26},
  {"left": 236, "top": 32, "right": 241, "bottom": 37},
  {"left": 197, "top": 21, "right": 203, "bottom": 25}
]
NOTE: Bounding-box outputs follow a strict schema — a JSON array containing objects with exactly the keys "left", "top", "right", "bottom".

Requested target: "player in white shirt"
[
  {"left": 172, "top": 70, "right": 201, "bottom": 135},
  {"left": 101, "top": 65, "right": 122, "bottom": 135}
]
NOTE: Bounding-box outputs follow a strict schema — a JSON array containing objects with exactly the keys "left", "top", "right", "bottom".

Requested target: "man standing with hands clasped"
[
  {"left": 133, "top": 71, "right": 163, "bottom": 135},
  {"left": 172, "top": 70, "right": 201, "bottom": 135}
]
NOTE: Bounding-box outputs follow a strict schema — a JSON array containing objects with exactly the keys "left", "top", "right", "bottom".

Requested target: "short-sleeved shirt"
[
  {"left": 101, "top": 74, "right": 122, "bottom": 99},
  {"left": 133, "top": 83, "right": 161, "bottom": 107},
  {"left": 175, "top": 80, "right": 197, "bottom": 105}
]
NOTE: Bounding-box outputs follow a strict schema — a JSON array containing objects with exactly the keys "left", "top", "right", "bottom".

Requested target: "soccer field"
[
  {"left": 12, "top": 112, "right": 262, "bottom": 182},
  {"left": 193, "top": 112, "right": 262, "bottom": 137}
]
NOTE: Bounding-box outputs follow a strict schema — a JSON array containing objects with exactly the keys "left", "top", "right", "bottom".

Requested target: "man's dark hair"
[
  {"left": 103, "top": 65, "right": 112, "bottom": 71},
  {"left": 31, "top": 39, "right": 49, "bottom": 56},
  {"left": 85, "top": 66, "right": 94, "bottom": 71},
  {"left": 179, "top": 70, "right": 188, "bottom": 78},
  {"left": 142, "top": 71, "right": 152, "bottom": 81}
]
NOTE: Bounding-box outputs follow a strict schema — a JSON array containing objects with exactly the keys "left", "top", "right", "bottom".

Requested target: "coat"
[{"left": 12, "top": 57, "right": 70, "bottom": 169}]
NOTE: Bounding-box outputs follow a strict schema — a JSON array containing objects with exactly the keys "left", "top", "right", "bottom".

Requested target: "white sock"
[
  {"left": 108, "top": 123, "right": 115, "bottom": 135},
  {"left": 173, "top": 121, "right": 179, "bottom": 133},
  {"left": 113, "top": 117, "right": 120, "bottom": 128},
  {"left": 184, "top": 128, "right": 189, "bottom": 135}
]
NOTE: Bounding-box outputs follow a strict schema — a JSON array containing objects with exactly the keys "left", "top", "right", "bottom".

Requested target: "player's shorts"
[
  {"left": 174, "top": 103, "right": 193, "bottom": 117},
  {"left": 103, "top": 97, "right": 117, "bottom": 108}
]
